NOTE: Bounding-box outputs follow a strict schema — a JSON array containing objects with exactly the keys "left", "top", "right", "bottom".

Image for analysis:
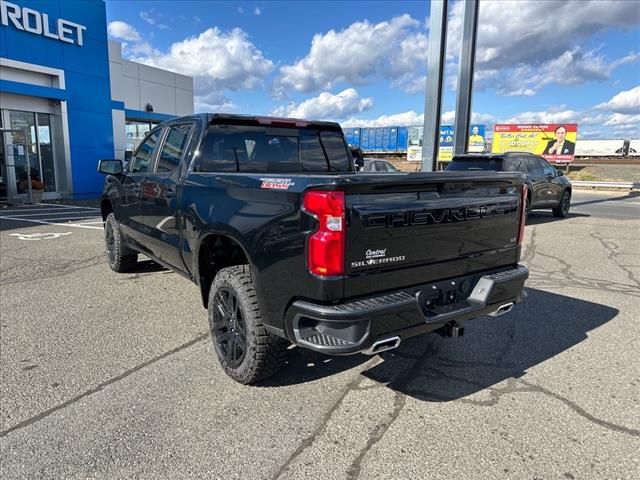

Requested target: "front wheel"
[
  {"left": 208, "top": 265, "right": 288, "bottom": 384},
  {"left": 104, "top": 213, "right": 137, "bottom": 272},
  {"left": 552, "top": 190, "right": 571, "bottom": 218}
]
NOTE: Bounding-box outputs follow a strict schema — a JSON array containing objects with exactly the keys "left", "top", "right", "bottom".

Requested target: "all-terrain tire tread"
[
  {"left": 105, "top": 213, "right": 137, "bottom": 273},
  {"left": 209, "top": 265, "right": 287, "bottom": 384}
]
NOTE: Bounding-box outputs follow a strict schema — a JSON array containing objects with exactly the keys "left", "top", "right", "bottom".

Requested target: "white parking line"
[
  {"left": 2, "top": 211, "right": 99, "bottom": 217},
  {"left": 33, "top": 203, "right": 100, "bottom": 211},
  {"left": 2, "top": 215, "right": 101, "bottom": 221},
  {"left": 1, "top": 204, "right": 100, "bottom": 213},
  {"left": 0, "top": 216, "right": 103, "bottom": 230}
]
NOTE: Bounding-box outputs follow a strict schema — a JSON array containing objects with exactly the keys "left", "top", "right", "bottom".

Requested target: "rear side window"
[
  {"left": 504, "top": 157, "right": 525, "bottom": 172},
  {"left": 525, "top": 157, "right": 544, "bottom": 175},
  {"left": 446, "top": 158, "right": 503, "bottom": 171},
  {"left": 196, "top": 125, "right": 351, "bottom": 173},
  {"left": 319, "top": 131, "right": 350, "bottom": 171},
  {"left": 156, "top": 124, "right": 193, "bottom": 173}
]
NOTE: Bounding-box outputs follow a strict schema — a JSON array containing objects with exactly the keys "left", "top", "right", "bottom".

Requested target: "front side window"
[
  {"left": 540, "top": 158, "right": 556, "bottom": 176},
  {"left": 156, "top": 124, "right": 193, "bottom": 173},
  {"left": 130, "top": 129, "right": 161, "bottom": 174}
]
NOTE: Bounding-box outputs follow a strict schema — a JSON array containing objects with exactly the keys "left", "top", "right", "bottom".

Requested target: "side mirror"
[
  {"left": 556, "top": 169, "right": 564, "bottom": 177},
  {"left": 98, "top": 159, "right": 123, "bottom": 175}
]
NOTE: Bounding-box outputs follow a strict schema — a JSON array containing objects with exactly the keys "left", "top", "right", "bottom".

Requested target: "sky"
[{"left": 105, "top": 0, "right": 640, "bottom": 140}]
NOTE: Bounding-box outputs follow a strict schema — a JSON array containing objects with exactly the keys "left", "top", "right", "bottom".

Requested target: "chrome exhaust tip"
[
  {"left": 489, "top": 302, "right": 515, "bottom": 317},
  {"left": 363, "top": 336, "right": 401, "bottom": 355}
]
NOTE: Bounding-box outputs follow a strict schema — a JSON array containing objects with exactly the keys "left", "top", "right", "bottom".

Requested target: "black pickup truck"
[{"left": 99, "top": 114, "right": 529, "bottom": 384}]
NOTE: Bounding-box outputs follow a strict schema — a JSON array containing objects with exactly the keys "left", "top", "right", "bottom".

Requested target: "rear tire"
[
  {"left": 104, "top": 213, "right": 137, "bottom": 272},
  {"left": 208, "top": 265, "right": 287, "bottom": 384},
  {"left": 553, "top": 190, "right": 571, "bottom": 218}
]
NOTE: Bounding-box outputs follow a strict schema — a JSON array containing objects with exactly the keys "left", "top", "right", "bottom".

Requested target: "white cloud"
[
  {"left": 441, "top": 1, "right": 640, "bottom": 96},
  {"left": 441, "top": 110, "right": 496, "bottom": 125},
  {"left": 596, "top": 85, "right": 640, "bottom": 114},
  {"left": 481, "top": 49, "right": 639, "bottom": 96},
  {"left": 254, "top": 7, "right": 261, "bottom": 16},
  {"left": 140, "top": 10, "right": 171, "bottom": 30},
  {"left": 343, "top": 111, "right": 424, "bottom": 128},
  {"left": 603, "top": 113, "right": 640, "bottom": 127},
  {"left": 237, "top": 7, "right": 244, "bottom": 14},
  {"left": 107, "top": 21, "right": 141, "bottom": 42},
  {"left": 274, "top": 1, "right": 638, "bottom": 98},
  {"left": 274, "top": 15, "right": 427, "bottom": 96},
  {"left": 450, "top": 0, "right": 640, "bottom": 70},
  {"left": 272, "top": 88, "right": 373, "bottom": 119},
  {"left": 342, "top": 110, "right": 495, "bottom": 127},
  {"left": 501, "top": 108, "right": 580, "bottom": 125},
  {"left": 194, "top": 91, "right": 237, "bottom": 114},
  {"left": 113, "top": 25, "right": 273, "bottom": 114},
  {"left": 140, "top": 11, "right": 154, "bottom": 25},
  {"left": 135, "top": 28, "right": 273, "bottom": 91}
]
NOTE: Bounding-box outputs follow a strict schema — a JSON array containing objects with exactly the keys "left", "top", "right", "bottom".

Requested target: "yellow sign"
[{"left": 492, "top": 124, "right": 578, "bottom": 162}]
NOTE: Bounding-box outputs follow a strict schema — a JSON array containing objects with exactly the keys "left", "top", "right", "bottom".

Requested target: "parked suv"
[
  {"left": 361, "top": 159, "right": 399, "bottom": 173},
  {"left": 446, "top": 152, "right": 572, "bottom": 218}
]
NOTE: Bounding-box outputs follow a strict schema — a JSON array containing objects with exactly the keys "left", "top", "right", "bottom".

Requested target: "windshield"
[
  {"left": 446, "top": 158, "right": 503, "bottom": 171},
  {"left": 196, "top": 125, "right": 352, "bottom": 173}
]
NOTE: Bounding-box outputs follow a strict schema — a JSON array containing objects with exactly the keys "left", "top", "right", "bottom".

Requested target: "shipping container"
[
  {"left": 343, "top": 127, "right": 361, "bottom": 148},
  {"left": 382, "top": 128, "right": 390, "bottom": 151},
  {"left": 343, "top": 128, "right": 352, "bottom": 145},
  {"left": 361, "top": 128, "right": 370, "bottom": 151},
  {"left": 397, "top": 127, "right": 408, "bottom": 150},
  {"left": 351, "top": 127, "right": 361, "bottom": 147},
  {"left": 361, "top": 128, "right": 371, "bottom": 150},
  {"left": 388, "top": 127, "right": 398, "bottom": 150},
  {"left": 375, "top": 128, "right": 383, "bottom": 150}
]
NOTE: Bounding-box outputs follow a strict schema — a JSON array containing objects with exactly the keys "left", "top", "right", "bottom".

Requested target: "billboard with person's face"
[{"left": 492, "top": 124, "right": 578, "bottom": 162}]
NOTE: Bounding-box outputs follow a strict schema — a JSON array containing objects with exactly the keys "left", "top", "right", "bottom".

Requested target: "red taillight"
[
  {"left": 517, "top": 185, "right": 528, "bottom": 246},
  {"left": 303, "top": 191, "right": 345, "bottom": 276}
]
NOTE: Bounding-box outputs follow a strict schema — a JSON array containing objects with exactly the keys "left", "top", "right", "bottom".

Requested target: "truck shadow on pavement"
[
  {"left": 363, "top": 287, "right": 618, "bottom": 401},
  {"left": 266, "top": 288, "right": 618, "bottom": 399},
  {"left": 525, "top": 211, "right": 589, "bottom": 226}
]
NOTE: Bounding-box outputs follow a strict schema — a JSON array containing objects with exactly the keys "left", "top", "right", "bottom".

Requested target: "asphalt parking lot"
[{"left": 1, "top": 191, "right": 639, "bottom": 479}]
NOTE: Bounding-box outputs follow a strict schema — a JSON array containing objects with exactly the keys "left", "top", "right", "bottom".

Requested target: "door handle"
[{"left": 165, "top": 189, "right": 176, "bottom": 198}]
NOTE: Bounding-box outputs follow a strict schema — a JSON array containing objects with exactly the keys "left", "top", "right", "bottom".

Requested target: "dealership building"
[{"left": 0, "top": 0, "right": 194, "bottom": 200}]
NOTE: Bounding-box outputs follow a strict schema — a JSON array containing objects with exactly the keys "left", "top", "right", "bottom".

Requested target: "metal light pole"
[
  {"left": 421, "top": 0, "right": 448, "bottom": 172},
  {"left": 453, "top": 0, "right": 479, "bottom": 156}
]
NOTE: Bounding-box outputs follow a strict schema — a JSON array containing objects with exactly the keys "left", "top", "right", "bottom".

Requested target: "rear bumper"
[{"left": 284, "top": 265, "right": 529, "bottom": 355}]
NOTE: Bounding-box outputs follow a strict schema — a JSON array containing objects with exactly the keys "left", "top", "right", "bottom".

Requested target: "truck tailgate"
[{"left": 342, "top": 172, "right": 524, "bottom": 297}]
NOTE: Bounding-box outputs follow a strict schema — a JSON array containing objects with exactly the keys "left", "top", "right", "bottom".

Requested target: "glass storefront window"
[
  {"left": 37, "top": 113, "right": 56, "bottom": 192},
  {"left": 8, "top": 110, "right": 56, "bottom": 193}
]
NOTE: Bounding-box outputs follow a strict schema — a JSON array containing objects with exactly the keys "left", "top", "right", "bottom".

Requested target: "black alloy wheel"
[
  {"left": 212, "top": 288, "right": 247, "bottom": 368},
  {"left": 104, "top": 213, "right": 137, "bottom": 272},
  {"left": 553, "top": 190, "right": 571, "bottom": 218},
  {"left": 208, "top": 265, "right": 288, "bottom": 384}
]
